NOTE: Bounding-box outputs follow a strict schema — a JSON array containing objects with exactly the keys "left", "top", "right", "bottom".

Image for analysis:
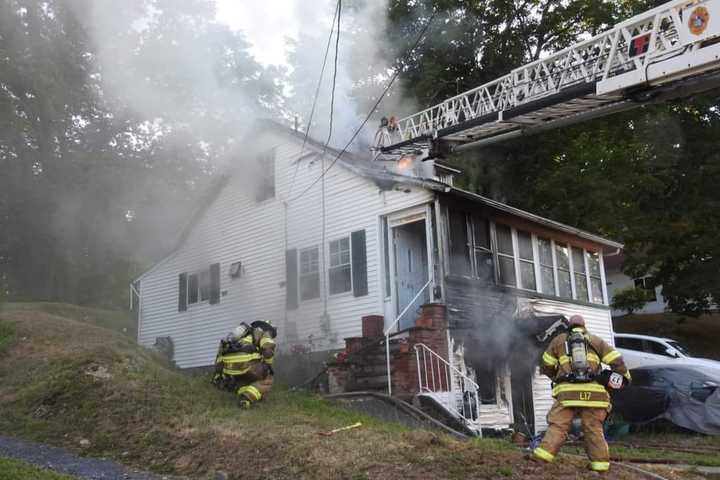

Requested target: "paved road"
[{"left": 0, "top": 435, "right": 184, "bottom": 479}]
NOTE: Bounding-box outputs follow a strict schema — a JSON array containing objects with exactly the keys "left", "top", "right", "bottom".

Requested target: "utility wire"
[
  {"left": 288, "top": 9, "right": 437, "bottom": 204},
  {"left": 286, "top": 0, "right": 341, "bottom": 199},
  {"left": 321, "top": 0, "right": 342, "bottom": 326}
]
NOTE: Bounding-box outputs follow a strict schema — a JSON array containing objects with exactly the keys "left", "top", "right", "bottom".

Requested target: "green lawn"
[{"left": 0, "top": 457, "right": 75, "bottom": 480}]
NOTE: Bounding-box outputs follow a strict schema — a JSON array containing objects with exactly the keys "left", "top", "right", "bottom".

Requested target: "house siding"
[
  {"left": 137, "top": 131, "right": 432, "bottom": 368},
  {"left": 606, "top": 269, "right": 666, "bottom": 315}
]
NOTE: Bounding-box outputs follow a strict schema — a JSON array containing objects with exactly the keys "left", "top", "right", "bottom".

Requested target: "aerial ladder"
[{"left": 375, "top": 0, "right": 720, "bottom": 158}]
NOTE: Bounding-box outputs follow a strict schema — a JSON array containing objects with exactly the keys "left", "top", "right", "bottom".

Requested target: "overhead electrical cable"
[
  {"left": 288, "top": 9, "right": 437, "bottom": 204},
  {"left": 286, "top": 0, "right": 341, "bottom": 199}
]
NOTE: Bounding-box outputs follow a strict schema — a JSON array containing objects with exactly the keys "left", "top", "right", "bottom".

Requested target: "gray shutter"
[
  {"left": 351, "top": 230, "right": 368, "bottom": 297},
  {"left": 209, "top": 263, "right": 221, "bottom": 304},
  {"left": 178, "top": 273, "right": 187, "bottom": 312},
  {"left": 286, "top": 249, "right": 298, "bottom": 310}
]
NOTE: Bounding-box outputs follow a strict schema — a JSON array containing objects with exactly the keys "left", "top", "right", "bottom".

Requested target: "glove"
[{"left": 597, "top": 370, "right": 628, "bottom": 390}]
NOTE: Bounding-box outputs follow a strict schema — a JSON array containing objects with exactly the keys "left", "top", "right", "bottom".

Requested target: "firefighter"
[
  {"left": 533, "top": 314, "right": 630, "bottom": 473},
  {"left": 212, "top": 320, "right": 277, "bottom": 408}
]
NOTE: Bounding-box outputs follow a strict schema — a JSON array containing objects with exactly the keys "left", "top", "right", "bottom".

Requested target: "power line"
[
  {"left": 286, "top": 0, "right": 341, "bottom": 199},
  {"left": 288, "top": 10, "right": 437, "bottom": 204}
]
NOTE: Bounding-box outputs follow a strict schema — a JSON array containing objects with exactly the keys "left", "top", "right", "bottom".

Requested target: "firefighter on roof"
[
  {"left": 533, "top": 314, "right": 630, "bottom": 473},
  {"left": 212, "top": 320, "right": 277, "bottom": 408}
]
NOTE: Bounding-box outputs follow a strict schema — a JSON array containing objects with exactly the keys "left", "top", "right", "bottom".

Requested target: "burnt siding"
[{"left": 445, "top": 276, "right": 515, "bottom": 329}]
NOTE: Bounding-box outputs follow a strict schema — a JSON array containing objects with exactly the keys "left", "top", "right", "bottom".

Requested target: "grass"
[
  {"left": 0, "top": 303, "right": 682, "bottom": 479},
  {"left": 0, "top": 457, "right": 75, "bottom": 480},
  {"left": 613, "top": 312, "right": 720, "bottom": 360}
]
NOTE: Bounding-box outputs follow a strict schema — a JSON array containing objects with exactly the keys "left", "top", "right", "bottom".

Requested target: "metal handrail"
[
  {"left": 384, "top": 279, "right": 432, "bottom": 396},
  {"left": 414, "top": 343, "right": 483, "bottom": 436}
]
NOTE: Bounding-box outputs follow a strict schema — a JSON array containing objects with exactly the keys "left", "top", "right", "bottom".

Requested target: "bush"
[{"left": 612, "top": 287, "right": 651, "bottom": 314}]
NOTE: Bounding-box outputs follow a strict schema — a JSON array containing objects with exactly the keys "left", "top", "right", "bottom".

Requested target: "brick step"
[
  {"left": 349, "top": 374, "right": 389, "bottom": 390},
  {"left": 347, "top": 352, "right": 410, "bottom": 365},
  {"left": 352, "top": 364, "right": 395, "bottom": 377}
]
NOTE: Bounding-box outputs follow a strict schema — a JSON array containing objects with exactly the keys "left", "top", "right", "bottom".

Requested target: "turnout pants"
[
  {"left": 235, "top": 374, "right": 274, "bottom": 405},
  {"left": 533, "top": 401, "right": 610, "bottom": 472}
]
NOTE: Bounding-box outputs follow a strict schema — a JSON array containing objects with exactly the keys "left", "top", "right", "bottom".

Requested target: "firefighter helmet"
[
  {"left": 568, "top": 314, "right": 586, "bottom": 327},
  {"left": 251, "top": 320, "right": 277, "bottom": 338}
]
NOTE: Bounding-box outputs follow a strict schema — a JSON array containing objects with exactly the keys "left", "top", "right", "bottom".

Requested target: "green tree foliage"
[
  {"left": 0, "top": 0, "right": 282, "bottom": 307},
  {"left": 611, "top": 287, "right": 651, "bottom": 315}
]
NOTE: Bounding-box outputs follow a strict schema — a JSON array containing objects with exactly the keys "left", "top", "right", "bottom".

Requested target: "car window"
[
  {"left": 615, "top": 337, "right": 643, "bottom": 351},
  {"left": 644, "top": 340, "right": 673, "bottom": 357},
  {"left": 667, "top": 340, "right": 691, "bottom": 357}
]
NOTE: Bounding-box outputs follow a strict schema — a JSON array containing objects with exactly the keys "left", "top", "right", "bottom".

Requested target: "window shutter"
[
  {"left": 351, "top": 229, "right": 368, "bottom": 297},
  {"left": 178, "top": 273, "right": 188, "bottom": 312},
  {"left": 209, "top": 263, "right": 221, "bottom": 304},
  {"left": 286, "top": 249, "right": 298, "bottom": 310}
]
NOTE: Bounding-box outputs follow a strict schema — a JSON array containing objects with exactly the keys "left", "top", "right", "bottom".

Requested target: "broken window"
[
  {"left": 255, "top": 149, "right": 275, "bottom": 202},
  {"left": 538, "top": 237, "right": 556, "bottom": 295},
  {"left": 555, "top": 243, "right": 572, "bottom": 299},
  {"left": 572, "top": 247, "right": 589, "bottom": 301},
  {"left": 495, "top": 224, "right": 516, "bottom": 287},
  {"left": 517, "top": 230, "right": 536, "bottom": 290},
  {"left": 299, "top": 246, "right": 320, "bottom": 301},
  {"left": 448, "top": 210, "right": 471, "bottom": 276},
  {"left": 329, "top": 237, "right": 351, "bottom": 294}
]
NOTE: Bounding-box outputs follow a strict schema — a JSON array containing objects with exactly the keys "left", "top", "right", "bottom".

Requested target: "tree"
[{"left": 611, "top": 287, "right": 650, "bottom": 315}]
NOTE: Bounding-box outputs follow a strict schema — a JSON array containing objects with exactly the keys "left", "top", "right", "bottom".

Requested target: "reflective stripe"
[
  {"left": 240, "top": 335, "right": 254, "bottom": 344},
  {"left": 558, "top": 355, "right": 570, "bottom": 365},
  {"left": 223, "top": 367, "right": 251, "bottom": 375},
  {"left": 222, "top": 353, "right": 262, "bottom": 363},
  {"left": 543, "top": 352, "right": 558, "bottom": 366},
  {"left": 602, "top": 350, "right": 621, "bottom": 364},
  {"left": 624, "top": 371, "right": 632, "bottom": 381},
  {"left": 552, "top": 382, "right": 607, "bottom": 396},
  {"left": 591, "top": 461, "right": 610, "bottom": 471},
  {"left": 559, "top": 400, "right": 610, "bottom": 408},
  {"left": 533, "top": 447, "right": 555, "bottom": 463},
  {"left": 237, "top": 385, "right": 262, "bottom": 401},
  {"left": 259, "top": 336, "right": 275, "bottom": 348},
  {"left": 587, "top": 352, "right": 600, "bottom": 363},
  {"left": 264, "top": 357, "right": 274, "bottom": 365}
]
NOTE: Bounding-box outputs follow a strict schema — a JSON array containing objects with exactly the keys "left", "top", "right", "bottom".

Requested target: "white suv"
[{"left": 614, "top": 333, "right": 720, "bottom": 373}]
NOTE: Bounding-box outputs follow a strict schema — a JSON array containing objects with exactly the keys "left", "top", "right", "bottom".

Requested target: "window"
[
  {"left": 180, "top": 263, "right": 220, "bottom": 309},
  {"left": 587, "top": 252, "right": 604, "bottom": 304},
  {"left": 555, "top": 243, "right": 572, "bottom": 299},
  {"left": 470, "top": 214, "right": 494, "bottom": 282},
  {"left": 255, "top": 149, "right": 275, "bottom": 202},
  {"left": 496, "top": 224, "right": 516, "bottom": 287},
  {"left": 634, "top": 276, "right": 658, "bottom": 302},
  {"left": 615, "top": 337, "right": 643, "bottom": 351},
  {"left": 329, "top": 237, "right": 351, "bottom": 294},
  {"left": 448, "top": 210, "right": 471, "bottom": 276},
  {"left": 299, "top": 247, "right": 320, "bottom": 301},
  {"left": 572, "top": 247, "right": 589, "bottom": 301},
  {"left": 517, "top": 231, "right": 536, "bottom": 290},
  {"left": 644, "top": 340, "right": 672, "bottom": 357},
  {"left": 538, "top": 237, "right": 556, "bottom": 295}
]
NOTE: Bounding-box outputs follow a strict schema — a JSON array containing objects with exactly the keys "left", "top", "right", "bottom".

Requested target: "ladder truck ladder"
[{"left": 377, "top": 0, "right": 720, "bottom": 155}]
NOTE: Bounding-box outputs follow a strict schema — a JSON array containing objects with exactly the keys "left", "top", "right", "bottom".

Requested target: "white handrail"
[
  {"left": 384, "top": 279, "right": 432, "bottom": 396},
  {"left": 414, "top": 343, "right": 483, "bottom": 436}
]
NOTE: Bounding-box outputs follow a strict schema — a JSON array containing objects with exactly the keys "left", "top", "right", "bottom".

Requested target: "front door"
[{"left": 393, "top": 219, "right": 429, "bottom": 330}]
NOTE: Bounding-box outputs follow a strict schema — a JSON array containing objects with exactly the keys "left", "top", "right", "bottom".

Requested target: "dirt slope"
[{"left": 0, "top": 303, "right": 696, "bottom": 480}]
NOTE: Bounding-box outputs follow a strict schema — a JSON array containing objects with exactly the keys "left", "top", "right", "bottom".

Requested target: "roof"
[{"left": 135, "top": 118, "right": 622, "bottom": 281}]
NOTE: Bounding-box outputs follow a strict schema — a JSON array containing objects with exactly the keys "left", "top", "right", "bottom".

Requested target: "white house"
[
  {"left": 604, "top": 253, "right": 667, "bottom": 316},
  {"left": 133, "top": 119, "right": 623, "bottom": 434}
]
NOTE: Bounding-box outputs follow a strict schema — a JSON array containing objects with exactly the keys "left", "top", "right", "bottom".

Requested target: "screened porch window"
[{"left": 495, "top": 224, "right": 516, "bottom": 287}]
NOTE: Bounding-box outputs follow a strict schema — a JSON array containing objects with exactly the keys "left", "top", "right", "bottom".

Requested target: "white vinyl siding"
[{"left": 137, "top": 131, "right": 432, "bottom": 368}]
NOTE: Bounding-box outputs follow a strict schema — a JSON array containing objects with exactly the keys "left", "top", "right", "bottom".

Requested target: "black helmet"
[{"left": 251, "top": 320, "right": 277, "bottom": 338}]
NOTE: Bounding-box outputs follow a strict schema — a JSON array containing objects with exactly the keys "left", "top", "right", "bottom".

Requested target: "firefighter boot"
[
  {"left": 533, "top": 402, "right": 575, "bottom": 463},
  {"left": 580, "top": 408, "right": 610, "bottom": 472}
]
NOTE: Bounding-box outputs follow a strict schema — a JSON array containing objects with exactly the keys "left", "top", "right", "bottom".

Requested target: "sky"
[{"left": 215, "top": 0, "right": 331, "bottom": 67}]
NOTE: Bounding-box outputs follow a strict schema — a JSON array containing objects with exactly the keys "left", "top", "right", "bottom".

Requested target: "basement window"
[
  {"left": 329, "top": 237, "right": 352, "bottom": 295},
  {"left": 299, "top": 246, "right": 320, "bottom": 301}
]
